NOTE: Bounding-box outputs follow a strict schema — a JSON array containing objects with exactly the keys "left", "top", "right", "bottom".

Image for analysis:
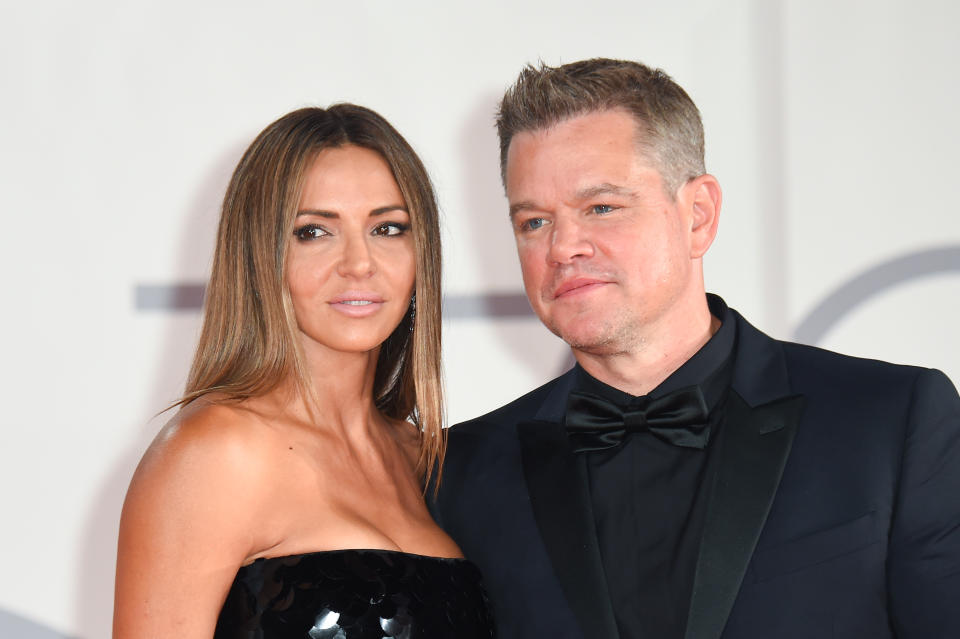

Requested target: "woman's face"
[{"left": 286, "top": 145, "right": 416, "bottom": 359}]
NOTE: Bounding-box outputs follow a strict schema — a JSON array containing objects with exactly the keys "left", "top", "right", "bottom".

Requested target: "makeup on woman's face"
[{"left": 286, "top": 144, "right": 416, "bottom": 357}]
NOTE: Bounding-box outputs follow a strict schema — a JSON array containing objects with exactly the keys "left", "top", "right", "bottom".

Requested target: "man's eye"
[
  {"left": 521, "top": 217, "right": 546, "bottom": 232},
  {"left": 293, "top": 224, "right": 329, "bottom": 240},
  {"left": 372, "top": 222, "right": 409, "bottom": 237},
  {"left": 591, "top": 204, "right": 615, "bottom": 215}
]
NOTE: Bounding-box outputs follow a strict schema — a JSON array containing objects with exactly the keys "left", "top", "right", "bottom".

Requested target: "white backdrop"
[{"left": 1, "top": 1, "right": 958, "bottom": 637}]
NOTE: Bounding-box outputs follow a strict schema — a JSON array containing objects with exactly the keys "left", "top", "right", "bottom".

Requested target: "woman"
[{"left": 114, "top": 105, "right": 495, "bottom": 638}]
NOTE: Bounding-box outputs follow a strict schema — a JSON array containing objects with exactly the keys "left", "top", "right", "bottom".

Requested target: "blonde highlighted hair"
[{"left": 182, "top": 104, "right": 445, "bottom": 485}]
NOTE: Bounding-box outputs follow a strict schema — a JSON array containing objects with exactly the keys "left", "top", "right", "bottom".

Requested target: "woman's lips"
[{"left": 329, "top": 293, "right": 385, "bottom": 317}]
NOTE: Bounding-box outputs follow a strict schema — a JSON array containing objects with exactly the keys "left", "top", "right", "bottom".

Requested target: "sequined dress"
[{"left": 214, "top": 549, "right": 496, "bottom": 639}]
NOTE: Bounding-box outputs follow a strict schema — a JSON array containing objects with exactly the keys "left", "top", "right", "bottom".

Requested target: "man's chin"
[{"left": 555, "top": 326, "right": 619, "bottom": 355}]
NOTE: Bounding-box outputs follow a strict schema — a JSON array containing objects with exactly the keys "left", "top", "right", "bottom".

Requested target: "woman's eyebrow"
[
  {"left": 296, "top": 204, "right": 407, "bottom": 219},
  {"left": 370, "top": 205, "right": 408, "bottom": 216},
  {"left": 296, "top": 209, "right": 338, "bottom": 218}
]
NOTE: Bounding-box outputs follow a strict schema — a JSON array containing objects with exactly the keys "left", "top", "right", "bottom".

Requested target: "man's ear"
[{"left": 682, "top": 174, "right": 722, "bottom": 258}]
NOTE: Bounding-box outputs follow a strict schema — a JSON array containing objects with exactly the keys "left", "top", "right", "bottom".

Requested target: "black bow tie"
[{"left": 564, "top": 386, "right": 712, "bottom": 453}]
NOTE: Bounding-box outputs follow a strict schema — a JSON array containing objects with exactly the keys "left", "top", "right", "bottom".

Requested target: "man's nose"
[
  {"left": 547, "top": 217, "right": 594, "bottom": 264},
  {"left": 336, "top": 234, "right": 375, "bottom": 278}
]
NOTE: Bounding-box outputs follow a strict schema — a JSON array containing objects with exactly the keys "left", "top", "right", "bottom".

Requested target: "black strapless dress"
[{"left": 214, "top": 549, "right": 496, "bottom": 638}]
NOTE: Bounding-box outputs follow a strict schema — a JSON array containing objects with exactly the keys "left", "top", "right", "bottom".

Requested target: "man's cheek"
[{"left": 517, "top": 248, "right": 540, "bottom": 277}]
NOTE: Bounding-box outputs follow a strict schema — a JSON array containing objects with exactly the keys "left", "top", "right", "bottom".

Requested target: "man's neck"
[{"left": 574, "top": 307, "right": 720, "bottom": 397}]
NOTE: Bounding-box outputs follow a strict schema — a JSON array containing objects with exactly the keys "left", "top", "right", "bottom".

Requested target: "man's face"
[{"left": 505, "top": 109, "right": 703, "bottom": 356}]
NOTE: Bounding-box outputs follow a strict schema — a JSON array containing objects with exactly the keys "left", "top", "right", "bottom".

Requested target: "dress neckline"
[{"left": 243, "top": 547, "right": 470, "bottom": 567}]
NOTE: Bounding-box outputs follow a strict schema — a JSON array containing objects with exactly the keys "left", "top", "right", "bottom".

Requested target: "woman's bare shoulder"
[
  {"left": 115, "top": 398, "right": 286, "bottom": 638},
  {"left": 137, "top": 399, "right": 273, "bottom": 477},
  {"left": 122, "top": 397, "right": 290, "bottom": 538}
]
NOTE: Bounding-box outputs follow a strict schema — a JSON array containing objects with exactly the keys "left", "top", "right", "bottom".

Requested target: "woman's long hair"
[{"left": 181, "top": 104, "right": 445, "bottom": 486}]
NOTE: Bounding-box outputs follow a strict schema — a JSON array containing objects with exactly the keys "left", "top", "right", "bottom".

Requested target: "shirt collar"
[{"left": 573, "top": 294, "right": 735, "bottom": 412}]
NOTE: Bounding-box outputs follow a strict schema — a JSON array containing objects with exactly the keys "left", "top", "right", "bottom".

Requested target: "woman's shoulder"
[
  {"left": 126, "top": 396, "right": 289, "bottom": 521},
  {"left": 146, "top": 398, "right": 274, "bottom": 471},
  {"left": 115, "top": 397, "right": 291, "bottom": 635}
]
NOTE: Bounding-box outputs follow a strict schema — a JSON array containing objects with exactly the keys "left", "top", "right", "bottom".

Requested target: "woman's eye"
[
  {"left": 521, "top": 217, "right": 546, "bottom": 232},
  {"left": 293, "top": 224, "right": 329, "bottom": 241},
  {"left": 372, "top": 222, "right": 409, "bottom": 237},
  {"left": 591, "top": 204, "right": 615, "bottom": 215}
]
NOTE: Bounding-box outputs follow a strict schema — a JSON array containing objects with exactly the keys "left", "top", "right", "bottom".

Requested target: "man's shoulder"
[
  {"left": 781, "top": 339, "right": 959, "bottom": 405},
  {"left": 450, "top": 371, "right": 572, "bottom": 436},
  {"left": 782, "top": 337, "right": 929, "bottom": 381},
  {"left": 734, "top": 305, "right": 932, "bottom": 385},
  {"left": 779, "top": 338, "right": 922, "bottom": 373}
]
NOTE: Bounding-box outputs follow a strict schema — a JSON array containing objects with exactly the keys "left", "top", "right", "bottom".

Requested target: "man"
[{"left": 431, "top": 59, "right": 960, "bottom": 639}]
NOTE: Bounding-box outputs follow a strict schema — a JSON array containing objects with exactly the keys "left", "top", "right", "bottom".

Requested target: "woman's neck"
[{"left": 270, "top": 344, "right": 385, "bottom": 441}]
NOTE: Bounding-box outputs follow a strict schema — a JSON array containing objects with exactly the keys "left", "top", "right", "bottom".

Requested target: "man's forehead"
[
  {"left": 506, "top": 111, "right": 653, "bottom": 174},
  {"left": 506, "top": 143, "right": 656, "bottom": 193},
  {"left": 515, "top": 107, "right": 641, "bottom": 143}
]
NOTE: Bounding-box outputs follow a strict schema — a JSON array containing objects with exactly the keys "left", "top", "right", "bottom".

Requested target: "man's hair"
[{"left": 496, "top": 58, "right": 705, "bottom": 195}]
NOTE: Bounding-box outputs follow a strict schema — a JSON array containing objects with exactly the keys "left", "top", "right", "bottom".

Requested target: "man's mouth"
[{"left": 552, "top": 278, "right": 609, "bottom": 299}]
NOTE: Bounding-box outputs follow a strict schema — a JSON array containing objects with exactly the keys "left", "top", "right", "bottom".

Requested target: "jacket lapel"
[
  {"left": 685, "top": 391, "right": 804, "bottom": 639},
  {"left": 685, "top": 310, "right": 806, "bottom": 639},
  {"left": 517, "top": 371, "right": 620, "bottom": 639}
]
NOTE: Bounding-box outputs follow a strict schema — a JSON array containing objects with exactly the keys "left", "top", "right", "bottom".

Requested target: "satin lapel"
[
  {"left": 517, "top": 417, "right": 620, "bottom": 639},
  {"left": 684, "top": 390, "right": 805, "bottom": 639}
]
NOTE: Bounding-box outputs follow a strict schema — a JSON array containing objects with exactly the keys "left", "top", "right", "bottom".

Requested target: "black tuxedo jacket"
[{"left": 432, "top": 308, "right": 960, "bottom": 639}]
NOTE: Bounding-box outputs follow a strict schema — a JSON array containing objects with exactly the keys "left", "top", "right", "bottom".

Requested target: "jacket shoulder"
[
  {"left": 733, "top": 306, "right": 936, "bottom": 393},
  {"left": 778, "top": 338, "right": 931, "bottom": 385},
  {"left": 450, "top": 372, "right": 571, "bottom": 436},
  {"left": 781, "top": 341, "right": 960, "bottom": 417}
]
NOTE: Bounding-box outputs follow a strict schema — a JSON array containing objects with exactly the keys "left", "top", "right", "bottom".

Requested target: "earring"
[{"left": 409, "top": 294, "right": 416, "bottom": 331}]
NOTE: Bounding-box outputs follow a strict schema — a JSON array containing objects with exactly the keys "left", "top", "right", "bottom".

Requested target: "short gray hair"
[{"left": 497, "top": 58, "right": 705, "bottom": 195}]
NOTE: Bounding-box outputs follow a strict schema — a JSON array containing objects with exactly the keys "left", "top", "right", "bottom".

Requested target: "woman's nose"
[{"left": 336, "top": 233, "right": 375, "bottom": 278}]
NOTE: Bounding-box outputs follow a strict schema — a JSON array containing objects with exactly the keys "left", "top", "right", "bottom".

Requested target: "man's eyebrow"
[
  {"left": 508, "top": 200, "right": 538, "bottom": 219},
  {"left": 508, "top": 184, "right": 638, "bottom": 219},
  {"left": 574, "top": 183, "right": 638, "bottom": 200},
  {"left": 295, "top": 204, "right": 407, "bottom": 218}
]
